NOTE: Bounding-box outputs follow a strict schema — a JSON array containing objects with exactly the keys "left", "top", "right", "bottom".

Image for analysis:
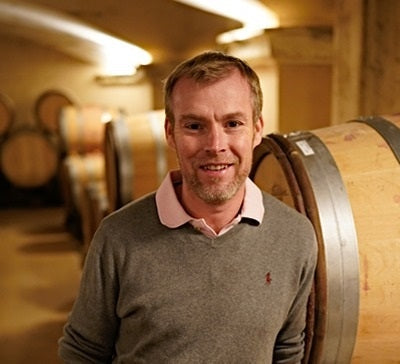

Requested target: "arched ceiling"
[{"left": 0, "top": 0, "right": 335, "bottom": 66}]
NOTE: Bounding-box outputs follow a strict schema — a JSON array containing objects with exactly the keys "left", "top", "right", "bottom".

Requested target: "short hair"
[{"left": 163, "top": 51, "right": 263, "bottom": 124}]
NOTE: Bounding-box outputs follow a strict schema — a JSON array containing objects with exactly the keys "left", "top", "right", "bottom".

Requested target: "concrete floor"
[{"left": 0, "top": 207, "right": 82, "bottom": 363}]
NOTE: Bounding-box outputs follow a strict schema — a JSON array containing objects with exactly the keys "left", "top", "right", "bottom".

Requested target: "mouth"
[{"left": 201, "top": 164, "right": 231, "bottom": 171}]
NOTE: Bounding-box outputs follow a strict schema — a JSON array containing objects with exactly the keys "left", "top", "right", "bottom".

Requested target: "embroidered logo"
[{"left": 265, "top": 272, "right": 272, "bottom": 285}]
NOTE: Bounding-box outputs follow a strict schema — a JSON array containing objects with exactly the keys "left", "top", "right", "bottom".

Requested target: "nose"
[{"left": 204, "top": 123, "right": 227, "bottom": 154}]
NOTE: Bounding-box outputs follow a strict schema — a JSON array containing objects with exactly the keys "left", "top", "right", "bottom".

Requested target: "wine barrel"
[
  {"left": 34, "top": 89, "right": 75, "bottom": 133},
  {"left": 250, "top": 114, "right": 400, "bottom": 363},
  {"left": 59, "top": 105, "right": 120, "bottom": 155},
  {"left": 80, "top": 179, "right": 108, "bottom": 263},
  {"left": 60, "top": 152, "right": 105, "bottom": 221},
  {"left": 0, "top": 92, "right": 14, "bottom": 138},
  {"left": 0, "top": 128, "right": 59, "bottom": 188},
  {"left": 104, "top": 110, "right": 179, "bottom": 211}
]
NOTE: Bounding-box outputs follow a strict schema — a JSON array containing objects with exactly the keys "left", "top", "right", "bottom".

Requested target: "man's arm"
[
  {"left": 58, "top": 223, "right": 119, "bottom": 362},
  {"left": 273, "top": 232, "right": 317, "bottom": 363}
]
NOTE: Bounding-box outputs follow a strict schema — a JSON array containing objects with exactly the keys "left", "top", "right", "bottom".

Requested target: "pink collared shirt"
[{"left": 156, "top": 170, "right": 265, "bottom": 238}]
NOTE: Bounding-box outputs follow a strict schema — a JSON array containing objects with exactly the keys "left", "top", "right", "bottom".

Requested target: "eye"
[
  {"left": 226, "top": 120, "right": 242, "bottom": 128},
  {"left": 184, "top": 121, "right": 203, "bottom": 130}
]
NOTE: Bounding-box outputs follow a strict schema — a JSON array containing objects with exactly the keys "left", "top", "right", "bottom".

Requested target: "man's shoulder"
[
  {"left": 101, "top": 192, "right": 159, "bottom": 232},
  {"left": 261, "top": 191, "right": 302, "bottom": 218},
  {"left": 260, "top": 191, "right": 315, "bottom": 234},
  {"left": 259, "top": 191, "right": 317, "bottom": 260}
]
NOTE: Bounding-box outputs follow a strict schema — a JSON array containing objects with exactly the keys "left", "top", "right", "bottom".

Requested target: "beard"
[{"left": 184, "top": 165, "right": 249, "bottom": 205}]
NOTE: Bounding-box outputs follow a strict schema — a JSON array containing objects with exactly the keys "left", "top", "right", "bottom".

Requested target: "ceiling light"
[
  {"left": 0, "top": 1, "right": 152, "bottom": 75},
  {"left": 216, "top": 26, "right": 265, "bottom": 44},
  {"left": 54, "top": 21, "right": 152, "bottom": 74},
  {"left": 174, "top": 0, "right": 279, "bottom": 29}
]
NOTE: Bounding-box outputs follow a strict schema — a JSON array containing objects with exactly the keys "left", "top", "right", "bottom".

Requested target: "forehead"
[{"left": 171, "top": 69, "right": 252, "bottom": 105}]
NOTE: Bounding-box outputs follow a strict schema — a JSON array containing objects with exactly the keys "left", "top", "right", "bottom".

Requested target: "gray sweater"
[{"left": 59, "top": 192, "right": 317, "bottom": 363}]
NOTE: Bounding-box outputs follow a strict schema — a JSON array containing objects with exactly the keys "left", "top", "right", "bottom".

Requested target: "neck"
[{"left": 177, "top": 184, "right": 245, "bottom": 233}]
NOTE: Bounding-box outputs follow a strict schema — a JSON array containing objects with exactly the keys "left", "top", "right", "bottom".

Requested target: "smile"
[{"left": 201, "top": 164, "right": 231, "bottom": 171}]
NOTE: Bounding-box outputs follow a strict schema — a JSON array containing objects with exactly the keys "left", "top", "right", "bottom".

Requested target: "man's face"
[{"left": 166, "top": 69, "right": 263, "bottom": 205}]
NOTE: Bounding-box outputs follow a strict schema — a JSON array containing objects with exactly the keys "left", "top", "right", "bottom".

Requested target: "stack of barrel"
[
  {"left": 250, "top": 114, "right": 400, "bottom": 363},
  {"left": 58, "top": 107, "right": 179, "bottom": 262},
  {"left": 0, "top": 93, "right": 15, "bottom": 179},
  {"left": 58, "top": 104, "right": 118, "bottom": 257},
  {"left": 0, "top": 90, "right": 74, "bottom": 206},
  {"left": 0, "top": 92, "right": 15, "bottom": 206},
  {"left": 0, "top": 92, "right": 14, "bottom": 144}
]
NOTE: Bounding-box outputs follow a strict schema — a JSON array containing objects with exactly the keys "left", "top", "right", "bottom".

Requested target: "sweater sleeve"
[
  {"left": 58, "top": 221, "right": 120, "bottom": 363},
  {"left": 273, "top": 223, "right": 318, "bottom": 364}
]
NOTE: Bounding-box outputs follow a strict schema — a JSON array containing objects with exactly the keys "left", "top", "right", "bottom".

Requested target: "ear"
[
  {"left": 253, "top": 116, "right": 264, "bottom": 148},
  {"left": 165, "top": 117, "right": 176, "bottom": 150}
]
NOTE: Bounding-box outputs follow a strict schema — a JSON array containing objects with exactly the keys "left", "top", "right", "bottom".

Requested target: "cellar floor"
[{"left": 0, "top": 206, "right": 82, "bottom": 363}]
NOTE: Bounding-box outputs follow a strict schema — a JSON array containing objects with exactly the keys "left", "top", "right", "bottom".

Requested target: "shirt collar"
[{"left": 156, "top": 170, "right": 264, "bottom": 229}]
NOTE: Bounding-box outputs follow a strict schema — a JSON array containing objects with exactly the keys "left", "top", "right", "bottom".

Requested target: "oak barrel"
[
  {"left": 80, "top": 179, "right": 108, "bottom": 263},
  {"left": 251, "top": 114, "right": 400, "bottom": 363},
  {"left": 60, "top": 152, "right": 105, "bottom": 220},
  {"left": 104, "top": 110, "right": 179, "bottom": 211},
  {"left": 34, "top": 89, "right": 75, "bottom": 133},
  {"left": 0, "top": 92, "right": 14, "bottom": 138},
  {"left": 59, "top": 105, "right": 119, "bottom": 155},
  {"left": 0, "top": 128, "right": 59, "bottom": 188}
]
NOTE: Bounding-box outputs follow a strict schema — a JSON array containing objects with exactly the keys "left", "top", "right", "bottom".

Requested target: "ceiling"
[{"left": 0, "top": 0, "right": 335, "bottom": 66}]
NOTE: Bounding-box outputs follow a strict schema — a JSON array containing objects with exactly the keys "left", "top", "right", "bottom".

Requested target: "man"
[{"left": 59, "top": 51, "right": 317, "bottom": 363}]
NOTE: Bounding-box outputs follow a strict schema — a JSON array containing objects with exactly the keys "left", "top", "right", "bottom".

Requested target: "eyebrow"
[
  {"left": 223, "top": 112, "right": 248, "bottom": 120},
  {"left": 179, "top": 112, "right": 248, "bottom": 123},
  {"left": 179, "top": 113, "right": 205, "bottom": 122}
]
